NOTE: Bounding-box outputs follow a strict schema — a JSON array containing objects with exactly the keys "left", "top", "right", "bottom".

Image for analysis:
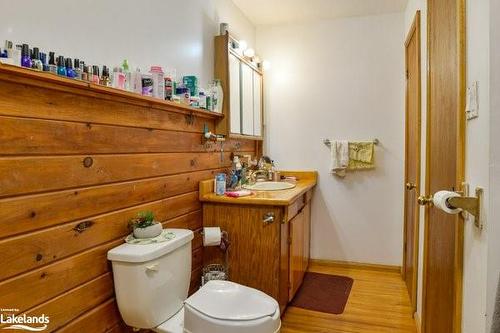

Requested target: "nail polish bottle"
[
  {"left": 56, "top": 56, "right": 66, "bottom": 76},
  {"left": 82, "top": 65, "right": 89, "bottom": 81},
  {"left": 31, "top": 47, "right": 43, "bottom": 71},
  {"left": 73, "top": 59, "right": 82, "bottom": 80},
  {"left": 65, "top": 58, "right": 76, "bottom": 78},
  {"left": 100, "top": 65, "right": 111, "bottom": 86},
  {"left": 40, "top": 52, "right": 49, "bottom": 71},
  {"left": 48, "top": 52, "right": 57, "bottom": 74},
  {"left": 92, "top": 65, "right": 100, "bottom": 84},
  {"left": 20, "top": 44, "right": 32, "bottom": 68}
]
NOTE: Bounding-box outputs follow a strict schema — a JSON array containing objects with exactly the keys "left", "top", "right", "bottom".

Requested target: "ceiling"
[{"left": 231, "top": 0, "right": 408, "bottom": 26}]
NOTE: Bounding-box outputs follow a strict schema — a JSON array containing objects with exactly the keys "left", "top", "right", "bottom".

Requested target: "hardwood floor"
[{"left": 281, "top": 262, "right": 417, "bottom": 333}]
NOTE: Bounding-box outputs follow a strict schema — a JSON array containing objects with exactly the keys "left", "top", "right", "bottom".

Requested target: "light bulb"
[
  {"left": 243, "top": 48, "right": 255, "bottom": 58},
  {"left": 239, "top": 40, "right": 248, "bottom": 51}
]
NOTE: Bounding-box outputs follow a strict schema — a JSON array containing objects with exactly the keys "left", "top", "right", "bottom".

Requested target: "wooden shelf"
[{"left": 0, "top": 63, "right": 224, "bottom": 120}]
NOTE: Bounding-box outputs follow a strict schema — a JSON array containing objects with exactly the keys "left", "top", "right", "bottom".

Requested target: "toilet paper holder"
[
  {"left": 418, "top": 186, "right": 483, "bottom": 229},
  {"left": 449, "top": 187, "right": 483, "bottom": 228}
]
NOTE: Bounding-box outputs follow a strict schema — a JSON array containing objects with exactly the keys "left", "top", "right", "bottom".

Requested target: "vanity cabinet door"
[
  {"left": 303, "top": 202, "right": 311, "bottom": 271},
  {"left": 240, "top": 63, "right": 254, "bottom": 135},
  {"left": 289, "top": 208, "right": 306, "bottom": 301},
  {"left": 229, "top": 53, "right": 241, "bottom": 134}
]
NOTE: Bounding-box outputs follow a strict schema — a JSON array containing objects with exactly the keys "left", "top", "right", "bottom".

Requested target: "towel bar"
[{"left": 323, "top": 138, "right": 379, "bottom": 146}]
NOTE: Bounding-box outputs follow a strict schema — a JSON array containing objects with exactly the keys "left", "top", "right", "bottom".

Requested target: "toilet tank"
[{"left": 107, "top": 229, "right": 194, "bottom": 329}]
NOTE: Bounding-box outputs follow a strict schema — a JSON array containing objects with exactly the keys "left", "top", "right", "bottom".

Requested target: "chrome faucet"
[{"left": 248, "top": 169, "right": 270, "bottom": 184}]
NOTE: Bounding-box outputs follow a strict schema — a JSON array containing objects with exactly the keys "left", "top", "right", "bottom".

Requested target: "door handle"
[
  {"left": 406, "top": 182, "right": 417, "bottom": 190},
  {"left": 263, "top": 212, "right": 275, "bottom": 224},
  {"left": 418, "top": 195, "right": 433, "bottom": 206}
]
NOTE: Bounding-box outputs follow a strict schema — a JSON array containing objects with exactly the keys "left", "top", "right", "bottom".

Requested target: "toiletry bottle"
[
  {"left": 215, "top": 173, "right": 227, "bottom": 196},
  {"left": 100, "top": 66, "right": 111, "bottom": 86},
  {"left": 141, "top": 74, "right": 153, "bottom": 96},
  {"left": 128, "top": 67, "right": 142, "bottom": 94},
  {"left": 82, "top": 65, "right": 89, "bottom": 81},
  {"left": 213, "top": 80, "right": 224, "bottom": 113},
  {"left": 31, "top": 47, "right": 43, "bottom": 71},
  {"left": 88, "top": 65, "right": 94, "bottom": 82},
  {"left": 20, "top": 44, "right": 32, "bottom": 68},
  {"left": 12, "top": 44, "right": 22, "bottom": 66},
  {"left": 74, "top": 59, "right": 82, "bottom": 79},
  {"left": 1, "top": 40, "right": 13, "bottom": 65},
  {"left": 65, "top": 58, "right": 76, "bottom": 78},
  {"left": 149, "top": 66, "right": 165, "bottom": 99},
  {"left": 111, "top": 67, "right": 126, "bottom": 89},
  {"left": 56, "top": 56, "right": 66, "bottom": 76},
  {"left": 199, "top": 90, "right": 207, "bottom": 109},
  {"left": 122, "top": 59, "right": 130, "bottom": 91},
  {"left": 3, "top": 40, "right": 12, "bottom": 56},
  {"left": 40, "top": 52, "right": 49, "bottom": 71},
  {"left": 164, "top": 69, "right": 176, "bottom": 100},
  {"left": 183, "top": 75, "right": 199, "bottom": 97},
  {"left": 92, "top": 65, "right": 100, "bottom": 84},
  {"left": 48, "top": 52, "right": 57, "bottom": 74}
]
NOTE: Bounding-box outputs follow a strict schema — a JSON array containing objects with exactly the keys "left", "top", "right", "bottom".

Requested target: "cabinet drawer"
[{"left": 285, "top": 195, "right": 305, "bottom": 222}]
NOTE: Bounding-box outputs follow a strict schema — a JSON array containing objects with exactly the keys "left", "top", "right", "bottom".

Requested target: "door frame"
[
  {"left": 421, "top": 0, "right": 466, "bottom": 331},
  {"left": 402, "top": 10, "right": 422, "bottom": 314}
]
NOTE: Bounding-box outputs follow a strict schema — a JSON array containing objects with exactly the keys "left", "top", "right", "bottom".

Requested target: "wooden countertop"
[{"left": 199, "top": 171, "right": 317, "bottom": 206}]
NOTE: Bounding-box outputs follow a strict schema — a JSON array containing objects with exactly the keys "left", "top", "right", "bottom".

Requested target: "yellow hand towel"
[{"left": 348, "top": 142, "right": 375, "bottom": 170}]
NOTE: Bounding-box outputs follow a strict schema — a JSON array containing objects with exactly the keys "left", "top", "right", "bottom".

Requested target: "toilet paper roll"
[
  {"left": 432, "top": 190, "right": 462, "bottom": 214},
  {"left": 203, "top": 227, "right": 222, "bottom": 247}
]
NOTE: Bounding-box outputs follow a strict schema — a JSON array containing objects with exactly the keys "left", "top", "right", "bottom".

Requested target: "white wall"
[
  {"left": 487, "top": 0, "right": 500, "bottom": 330},
  {"left": 0, "top": 0, "right": 255, "bottom": 86},
  {"left": 405, "top": 0, "right": 494, "bottom": 331},
  {"left": 257, "top": 13, "right": 405, "bottom": 265},
  {"left": 462, "top": 0, "right": 490, "bottom": 331}
]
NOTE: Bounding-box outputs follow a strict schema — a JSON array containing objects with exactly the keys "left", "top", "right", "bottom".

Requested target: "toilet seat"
[
  {"left": 156, "top": 280, "right": 281, "bottom": 333},
  {"left": 185, "top": 280, "right": 278, "bottom": 321}
]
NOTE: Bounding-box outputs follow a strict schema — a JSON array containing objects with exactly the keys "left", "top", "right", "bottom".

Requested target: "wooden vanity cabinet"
[{"left": 202, "top": 190, "right": 313, "bottom": 313}]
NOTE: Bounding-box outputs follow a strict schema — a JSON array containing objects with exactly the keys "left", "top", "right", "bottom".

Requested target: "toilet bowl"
[{"left": 107, "top": 229, "right": 281, "bottom": 333}]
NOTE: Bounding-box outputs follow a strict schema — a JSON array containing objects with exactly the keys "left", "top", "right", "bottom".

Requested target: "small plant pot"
[{"left": 133, "top": 223, "right": 162, "bottom": 239}]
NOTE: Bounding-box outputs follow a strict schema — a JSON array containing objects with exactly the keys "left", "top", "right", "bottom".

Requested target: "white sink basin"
[{"left": 243, "top": 181, "right": 296, "bottom": 191}]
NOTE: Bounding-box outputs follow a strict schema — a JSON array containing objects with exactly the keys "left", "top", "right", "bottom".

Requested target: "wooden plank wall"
[{"left": 0, "top": 70, "right": 257, "bottom": 332}]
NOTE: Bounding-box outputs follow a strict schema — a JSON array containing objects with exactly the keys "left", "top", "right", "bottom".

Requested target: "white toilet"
[{"left": 107, "top": 229, "right": 281, "bottom": 333}]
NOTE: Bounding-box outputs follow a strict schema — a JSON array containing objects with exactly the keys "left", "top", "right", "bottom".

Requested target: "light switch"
[{"left": 466, "top": 81, "right": 479, "bottom": 120}]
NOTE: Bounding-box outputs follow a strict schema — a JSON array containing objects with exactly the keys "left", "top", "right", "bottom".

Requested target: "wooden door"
[
  {"left": 289, "top": 209, "right": 306, "bottom": 301},
  {"left": 403, "top": 11, "right": 421, "bottom": 313},
  {"left": 421, "top": 0, "right": 466, "bottom": 332},
  {"left": 229, "top": 53, "right": 241, "bottom": 134},
  {"left": 241, "top": 63, "right": 254, "bottom": 135}
]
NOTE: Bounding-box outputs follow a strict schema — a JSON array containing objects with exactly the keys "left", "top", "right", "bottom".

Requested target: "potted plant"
[{"left": 129, "top": 211, "right": 162, "bottom": 239}]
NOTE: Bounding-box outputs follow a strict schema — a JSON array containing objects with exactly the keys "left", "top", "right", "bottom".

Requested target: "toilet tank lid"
[
  {"left": 107, "top": 229, "right": 193, "bottom": 263},
  {"left": 185, "top": 280, "right": 279, "bottom": 321}
]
